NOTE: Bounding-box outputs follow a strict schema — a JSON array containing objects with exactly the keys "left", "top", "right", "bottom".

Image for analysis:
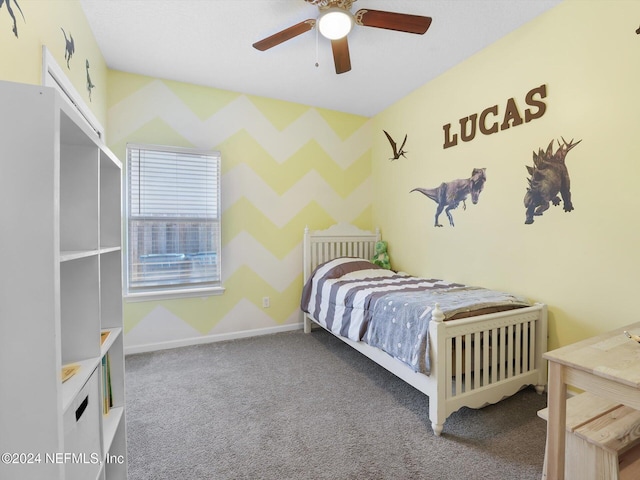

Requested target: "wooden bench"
[{"left": 538, "top": 392, "right": 640, "bottom": 480}]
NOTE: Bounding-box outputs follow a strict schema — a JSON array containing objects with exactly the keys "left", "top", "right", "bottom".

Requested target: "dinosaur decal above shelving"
[
  {"left": 1, "top": 0, "right": 25, "bottom": 38},
  {"left": 86, "top": 59, "right": 95, "bottom": 101},
  {"left": 61, "top": 28, "right": 75, "bottom": 69}
]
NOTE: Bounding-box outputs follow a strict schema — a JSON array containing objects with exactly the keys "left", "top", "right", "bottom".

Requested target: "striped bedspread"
[{"left": 300, "top": 257, "right": 530, "bottom": 374}]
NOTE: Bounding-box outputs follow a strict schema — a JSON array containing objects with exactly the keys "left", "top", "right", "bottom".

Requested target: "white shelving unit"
[{"left": 0, "top": 80, "right": 127, "bottom": 480}]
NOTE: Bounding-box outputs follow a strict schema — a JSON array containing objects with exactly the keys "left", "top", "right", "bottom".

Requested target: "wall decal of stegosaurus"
[{"left": 524, "top": 137, "right": 581, "bottom": 224}]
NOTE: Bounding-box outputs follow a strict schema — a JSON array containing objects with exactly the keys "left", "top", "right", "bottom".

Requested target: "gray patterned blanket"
[{"left": 301, "top": 258, "right": 530, "bottom": 375}]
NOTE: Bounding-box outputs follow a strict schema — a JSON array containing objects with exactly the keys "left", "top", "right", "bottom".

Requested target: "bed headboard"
[{"left": 303, "top": 223, "right": 381, "bottom": 283}]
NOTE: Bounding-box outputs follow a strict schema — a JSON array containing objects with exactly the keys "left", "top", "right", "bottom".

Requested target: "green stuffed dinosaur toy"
[{"left": 371, "top": 240, "right": 391, "bottom": 270}]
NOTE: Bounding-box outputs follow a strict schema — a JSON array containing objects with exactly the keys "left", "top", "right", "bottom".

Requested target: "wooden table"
[{"left": 543, "top": 322, "right": 640, "bottom": 480}]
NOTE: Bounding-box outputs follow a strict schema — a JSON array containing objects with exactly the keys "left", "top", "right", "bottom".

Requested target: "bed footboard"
[{"left": 429, "top": 302, "right": 548, "bottom": 435}]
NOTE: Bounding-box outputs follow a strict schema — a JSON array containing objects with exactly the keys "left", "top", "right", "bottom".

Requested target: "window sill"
[{"left": 125, "top": 286, "right": 226, "bottom": 302}]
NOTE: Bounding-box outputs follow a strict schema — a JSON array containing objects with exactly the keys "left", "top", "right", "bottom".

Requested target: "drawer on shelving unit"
[{"left": 63, "top": 365, "right": 102, "bottom": 480}]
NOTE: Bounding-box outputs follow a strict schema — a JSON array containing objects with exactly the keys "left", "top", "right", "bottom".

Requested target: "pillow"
[{"left": 301, "top": 257, "right": 383, "bottom": 312}]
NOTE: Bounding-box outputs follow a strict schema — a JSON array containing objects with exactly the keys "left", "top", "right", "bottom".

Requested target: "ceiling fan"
[{"left": 252, "top": 0, "right": 432, "bottom": 74}]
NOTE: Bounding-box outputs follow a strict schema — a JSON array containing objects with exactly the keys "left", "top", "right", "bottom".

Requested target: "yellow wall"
[
  {"left": 372, "top": 0, "right": 640, "bottom": 351},
  {"left": 107, "top": 71, "right": 372, "bottom": 349},
  {"left": 0, "top": 0, "right": 108, "bottom": 127},
  {"left": 4, "top": 0, "right": 637, "bottom": 354}
]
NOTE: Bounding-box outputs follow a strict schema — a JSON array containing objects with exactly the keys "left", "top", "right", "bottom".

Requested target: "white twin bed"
[{"left": 301, "top": 223, "right": 548, "bottom": 436}]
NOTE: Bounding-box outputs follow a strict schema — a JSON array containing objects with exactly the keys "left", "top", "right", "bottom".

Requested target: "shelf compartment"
[
  {"left": 102, "top": 406, "right": 124, "bottom": 453},
  {"left": 100, "top": 147, "right": 122, "bottom": 250},
  {"left": 100, "top": 328, "right": 122, "bottom": 357},
  {"left": 60, "top": 143, "right": 99, "bottom": 252},
  {"left": 60, "top": 256, "right": 100, "bottom": 364},
  {"left": 104, "top": 411, "right": 128, "bottom": 478},
  {"left": 100, "top": 250, "right": 123, "bottom": 330}
]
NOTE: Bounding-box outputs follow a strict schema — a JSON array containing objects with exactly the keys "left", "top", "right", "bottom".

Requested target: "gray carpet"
[{"left": 125, "top": 329, "right": 548, "bottom": 479}]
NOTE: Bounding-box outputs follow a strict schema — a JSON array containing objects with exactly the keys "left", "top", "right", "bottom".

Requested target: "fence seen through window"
[{"left": 126, "top": 144, "right": 221, "bottom": 294}]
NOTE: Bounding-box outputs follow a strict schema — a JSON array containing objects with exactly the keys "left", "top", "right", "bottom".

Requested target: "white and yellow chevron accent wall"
[{"left": 107, "top": 71, "right": 373, "bottom": 352}]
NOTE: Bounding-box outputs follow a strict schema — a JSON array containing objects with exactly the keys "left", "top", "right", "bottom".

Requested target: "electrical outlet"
[{"left": 262, "top": 296, "right": 270, "bottom": 308}]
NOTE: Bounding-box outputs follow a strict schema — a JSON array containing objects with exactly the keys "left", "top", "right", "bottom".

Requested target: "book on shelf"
[
  {"left": 102, "top": 353, "right": 113, "bottom": 415},
  {"left": 100, "top": 330, "right": 110, "bottom": 346}
]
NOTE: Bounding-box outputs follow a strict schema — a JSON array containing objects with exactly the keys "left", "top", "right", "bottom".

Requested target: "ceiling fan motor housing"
[{"left": 306, "top": 0, "right": 357, "bottom": 11}]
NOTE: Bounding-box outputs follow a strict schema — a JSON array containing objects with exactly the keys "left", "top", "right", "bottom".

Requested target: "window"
[{"left": 125, "top": 144, "right": 222, "bottom": 298}]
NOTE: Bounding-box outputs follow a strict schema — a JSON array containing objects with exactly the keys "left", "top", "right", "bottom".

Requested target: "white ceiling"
[{"left": 80, "top": 0, "right": 562, "bottom": 117}]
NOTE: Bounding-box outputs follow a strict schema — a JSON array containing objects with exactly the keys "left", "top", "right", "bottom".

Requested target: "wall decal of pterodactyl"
[
  {"left": 383, "top": 130, "right": 408, "bottom": 161},
  {"left": 61, "top": 28, "right": 75, "bottom": 69},
  {"left": 1, "top": 0, "right": 25, "bottom": 38}
]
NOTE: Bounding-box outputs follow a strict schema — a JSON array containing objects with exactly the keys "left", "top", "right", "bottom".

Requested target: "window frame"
[{"left": 124, "top": 143, "right": 224, "bottom": 301}]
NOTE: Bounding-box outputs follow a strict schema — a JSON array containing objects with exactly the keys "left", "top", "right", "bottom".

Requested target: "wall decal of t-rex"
[
  {"left": 61, "top": 28, "right": 75, "bottom": 69},
  {"left": 523, "top": 137, "right": 581, "bottom": 224},
  {"left": 383, "top": 130, "right": 408, "bottom": 160},
  {"left": 86, "top": 59, "right": 95, "bottom": 101},
  {"left": 411, "top": 168, "right": 487, "bottom": 227},
  {"left": 0, "top": 0, "right": 25, "bottom": 38}
]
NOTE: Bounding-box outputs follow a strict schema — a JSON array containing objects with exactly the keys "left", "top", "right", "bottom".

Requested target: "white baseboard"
[{"left": 124, "top": 322, "right": 303, "bottom": 355}]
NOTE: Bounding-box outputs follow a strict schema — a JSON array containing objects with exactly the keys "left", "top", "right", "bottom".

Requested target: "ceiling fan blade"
[
  {"left": 331, "top": 36, "right": 351, "bottom": 74},
  {"left": 355, "top": 9, "right": 432, "bottom": 35},
  {"left": 252, "top": 19, "right": 316, "bottom": 51}
]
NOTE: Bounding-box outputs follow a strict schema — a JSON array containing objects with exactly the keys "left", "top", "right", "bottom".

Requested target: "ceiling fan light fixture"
[{"left": 318, "top": 7, "right": 354, "bottom": 40}]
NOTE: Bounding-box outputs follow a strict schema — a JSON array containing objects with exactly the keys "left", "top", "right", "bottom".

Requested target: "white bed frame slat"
[{"left": 302, "top": 224, "right": 548, "bottom": 436}]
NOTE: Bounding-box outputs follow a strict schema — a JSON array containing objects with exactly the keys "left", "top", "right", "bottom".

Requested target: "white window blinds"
[{"left": 126, "top": 144, "right": 221, "bottom": 295}]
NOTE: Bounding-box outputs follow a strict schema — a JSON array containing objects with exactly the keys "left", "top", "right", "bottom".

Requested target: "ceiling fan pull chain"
[{"left": 315, "top": 23, "right": 319, "bottom": 67}]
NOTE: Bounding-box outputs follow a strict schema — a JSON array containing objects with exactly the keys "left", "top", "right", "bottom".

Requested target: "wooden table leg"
[{"left": 545, "top": 361, "right": 567, "bottom": 480}]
